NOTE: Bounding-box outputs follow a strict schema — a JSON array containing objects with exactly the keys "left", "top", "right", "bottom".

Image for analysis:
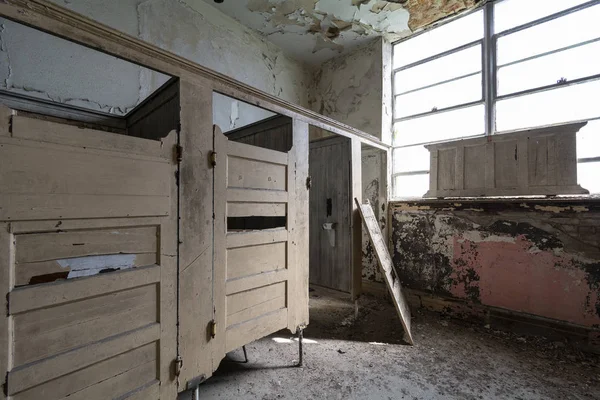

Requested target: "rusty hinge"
[
  {"left": 209, "top": 320, "right": 217, "bottom": 339},
  {"left": 210, "top": 151, "right": 217, "bottom": 168},
  {"left": 174, "top": 355, "right": 183, "bottom": 377},
  {"left": 174, "top": 145, "right": 183, "bottom": 163},
  {"left": 306, "top": 176, "right": 312, "bottom": 190}
]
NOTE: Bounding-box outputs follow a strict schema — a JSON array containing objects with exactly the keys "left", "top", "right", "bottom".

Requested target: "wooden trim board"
[{"left": 355, "top": 199, "right": 414, "bottom": 345}]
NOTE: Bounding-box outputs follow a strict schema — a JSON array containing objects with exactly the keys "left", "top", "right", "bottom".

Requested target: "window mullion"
[{"left": 483, "top": 1, "right": 497, "bottom": 136}]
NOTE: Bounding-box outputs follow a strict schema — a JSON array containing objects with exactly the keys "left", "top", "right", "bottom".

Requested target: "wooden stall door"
[
  {"left": 213, "top": 124, "right": 298, "bottom": 356},
  {"left": 308, "top": 136, "right": 352, "bottom": 292},
  {"left": 0, "top": 108, "right": 178, "bottom": 400}
]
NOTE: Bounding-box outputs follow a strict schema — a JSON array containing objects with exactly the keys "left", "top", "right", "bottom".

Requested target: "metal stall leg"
[
  {"left": 297, "top": 328, "right": 304, "bottom": 367},
  {"left": 194, "top": 385, "right": 200, "bottom": 400}
]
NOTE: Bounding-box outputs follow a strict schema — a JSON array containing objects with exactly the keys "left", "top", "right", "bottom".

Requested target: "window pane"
[
  {"left": 395, "top": 45, "right": 481, "bottom": 94},
  {"left": 393, "top": 10, "right": 483, "bottom": 68},
  {"left": 393, "top": 145, "right": 430, "bottom": 173},
  {"left": 497, "top": 40, "right": 600, "bottom": 95},
  {"left": 578, "top": 162, "right": 600, "bottom": 194},
  {"left": 395, "top": 73, "right": 482, "bottom": 118},
  {"left": 496, "top": 80, "right": 600, "bottom": 132},
  {"left": 577, "top": 120, "right": 600, "bottom": 160},
  {"left": 393, "top": 174, "right": 430, "bottom": 198},
  {"left": 495, "top": 0, "right": 590, "bottom": 33},
  {"left": 394, "top": 104, "right": 485, "bottom": 147},
  {"left": 497, "top": 5, "right": 600, "bottom": 65}
]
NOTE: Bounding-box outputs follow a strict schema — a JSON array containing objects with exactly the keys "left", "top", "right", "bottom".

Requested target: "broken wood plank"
[
  {"left": 355, "top": 198, "right": 414, "bottom": 345},
  {"left": 9, "top": 265, "right": 160, "bottom": 314}
]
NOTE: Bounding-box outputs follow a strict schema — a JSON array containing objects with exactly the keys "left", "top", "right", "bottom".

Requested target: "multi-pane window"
[{"left": 392, "top": 0, "right": 600, "bottom": 198}]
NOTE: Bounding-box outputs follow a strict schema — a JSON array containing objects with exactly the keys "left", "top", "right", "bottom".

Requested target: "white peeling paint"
[
  {"left": 205, "top": 0, "right": 412, "bottom": 65},
  {"left": 1, "top": 0, "right": 310, "bottom": 117},
  {"left": 59, "top": 254, "right": 137, "bottom": 279}
]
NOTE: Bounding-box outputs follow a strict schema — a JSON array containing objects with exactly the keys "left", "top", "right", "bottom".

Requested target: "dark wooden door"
[{"left": 309, "top": 136, "right": 352, "bottom": 292}]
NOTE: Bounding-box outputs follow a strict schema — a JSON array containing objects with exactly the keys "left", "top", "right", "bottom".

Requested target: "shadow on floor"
[{"left": 305, "top": 285, "right": 410, "bottom": 346}]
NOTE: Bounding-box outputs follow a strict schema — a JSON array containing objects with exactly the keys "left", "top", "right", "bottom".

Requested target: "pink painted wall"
[
  {"left": 389, "top": 199, "right": 600, "bottom": 329},
  {"left": 451, "top": 235, "right": 599, "bottom": 327}
]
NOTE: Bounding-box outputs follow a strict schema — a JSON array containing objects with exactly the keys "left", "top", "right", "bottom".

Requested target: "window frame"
[{"left": 391, "top": 0, "right": 600, "bottom": 199}]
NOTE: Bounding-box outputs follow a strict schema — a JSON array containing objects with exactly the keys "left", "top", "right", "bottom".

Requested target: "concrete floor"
[{"left": 187, "top": 286, "right": 600, "bottom": 400}]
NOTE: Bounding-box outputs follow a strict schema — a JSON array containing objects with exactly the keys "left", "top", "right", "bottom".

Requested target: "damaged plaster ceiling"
[{"left": 195, "top": 0, "right": 479, "bottom": 65}]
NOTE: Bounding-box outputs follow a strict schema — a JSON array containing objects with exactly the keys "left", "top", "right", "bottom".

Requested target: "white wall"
[
  {"left": 0, "top": 0, "right": 311, "bottom": 124},
  {"left": 309, "top": 37, "right": 389, "bottom": 140}
]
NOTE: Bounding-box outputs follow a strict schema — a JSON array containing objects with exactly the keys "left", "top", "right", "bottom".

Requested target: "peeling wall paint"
[
  {"left": 0, "top": 12, "right": 143, "bottom": 115},
  {"left": 361, "top": 147, "right": 388, "bottom": 282},
  {"left": 309, "top": 38, "right": 384, "bottom": 138},
  {"left": 204, "top": 0, "right": 480, "bottom": 66},
  {"left": 0, "top": 0, "right": 311, "bottom": 121},
  {"left": 403, "top": 0, "right": 480, "bottom": 30},
  {"left": 389, "top": 200, "right": 600, "bottom": 329}
]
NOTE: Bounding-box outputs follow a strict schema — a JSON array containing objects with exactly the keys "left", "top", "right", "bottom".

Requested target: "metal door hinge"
[
  {"left": 306, "top": 176, "right": 312, "bottom": 190},
  {"left": 209, "top": 320, "right": 217, "bottom": 339},
  {"left": 175, "top": 355, "right": 183, "bottom": 377},
  {"left": 210, "top": 151, "right": 217, "bottom": 167},
  {"left": 175, "top": 145, "right": 183, "bottom": 163}
]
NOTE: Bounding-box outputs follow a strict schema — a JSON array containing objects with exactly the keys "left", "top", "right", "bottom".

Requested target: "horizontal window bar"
[
  {"left": 392, "top": 171, "right": 429, "bottom": 178},
  {"left": 493, "top": 115, "right": 600, "bottom": 136},
  {"left": 495, "top": 0, "right": 599, "bottom": 38},
  {"left": 392, "top": 132, "right": 486, "bottom": 149},
  {"left": 579, "top": 157, "right": 600, "bottom": 163},
  {"left": 393, "top": 100, "right": 484, "bottom": 123},
  {"left": 394, "top": 70, "right": 481, "bottom": 97},
  {"left": 498, "top": 36, "right": 600, "bottom": 69},
  {"left": 392, "top": 39, "right": 482, "bottom": 73},
  {"left": 497, "top": 73, "right": 600, "bottom": 101}
]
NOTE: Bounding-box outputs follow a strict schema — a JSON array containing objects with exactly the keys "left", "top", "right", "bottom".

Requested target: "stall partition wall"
[
  {"left": 0, "top": 105, "right": 178, "bottom": 399},
  {"left": 0, "top": 81, "right": 310, "bottom": 400},
  {"left": 0, "top": 0, "right": 389, "bottom": 393}
]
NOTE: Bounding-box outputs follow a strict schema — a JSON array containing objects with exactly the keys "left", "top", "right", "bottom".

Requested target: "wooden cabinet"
[{"left": 425, "top": 122, "right": 589, "bottom": 198}]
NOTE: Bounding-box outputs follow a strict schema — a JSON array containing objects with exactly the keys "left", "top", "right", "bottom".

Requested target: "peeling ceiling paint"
[{"left": 193, "top": 0, "right": 479, "bottom": 65}]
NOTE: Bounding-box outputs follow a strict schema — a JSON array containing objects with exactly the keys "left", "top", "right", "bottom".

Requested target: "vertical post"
[
  {"left": 350, "top": 138, "right": 362, "bottom": 300},
  {"left": 178, "top": 79, "right": 216, "bottom": 385},
  {"left": 288, "top": 120, "right": 309, "bottom": 332},
  {"left": 0, "top": 224, "right": 12, "bottom": 400},
  {"left": 483, "top": 2, "right": 496, "bottom": 136}
]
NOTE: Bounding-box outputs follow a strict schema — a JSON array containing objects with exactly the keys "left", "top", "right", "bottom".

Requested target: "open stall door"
[
  {"left": 213, "top": 124, "right": 305, "bottom": 357},
  {"left": 0, "top": 106, "right": 178, "bottom": 399}
]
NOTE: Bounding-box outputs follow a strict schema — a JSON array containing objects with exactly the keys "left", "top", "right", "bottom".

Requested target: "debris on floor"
[{"left": 190, "top": 286, "right": 600, "bottom": 400}]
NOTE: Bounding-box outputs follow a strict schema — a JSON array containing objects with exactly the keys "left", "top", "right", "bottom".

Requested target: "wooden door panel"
[
  {"left": 0, "top": 107, "right": 177, "bottom": 400},
  {"left": 214, "top": 124, "right": 299, "bottom": 359},
  {"left": 309, "top": 137, "right": 352, "bottom": 292}
]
